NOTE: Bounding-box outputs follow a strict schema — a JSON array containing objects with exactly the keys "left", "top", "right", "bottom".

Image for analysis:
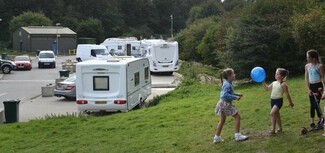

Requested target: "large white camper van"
[
  {"left": 76, "top": 56, "right": 151, "bottom": 113},
  {"left": 76, "top": 44, "right": 109, "bottom": 62},
  {"left": 100, "top": 37, "right": 141, "bottom": 57},
  {"left": 141, "top": 39, "right": 180, "bottom": 74}
]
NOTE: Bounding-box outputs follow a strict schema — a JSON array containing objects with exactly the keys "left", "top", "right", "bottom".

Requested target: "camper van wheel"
[
  {"left": 139, "top": 99, "right": 145, "bottom": 109},
  {"left": 83, "top": 110, "right": 91, "bottom": 115}
]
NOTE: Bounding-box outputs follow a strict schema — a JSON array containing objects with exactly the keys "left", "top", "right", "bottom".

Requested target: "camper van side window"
[
  {"left": 134, "top": 72, "right": 140, "bottom": 86},
  {"left": 145, "top": 67, "right": 149, "bottom": 80},
  {"left": 93, "top": 76, "right": 109, "bottom": 91},
  {"left": 118, "top": 45, "right": 122, "bottom": 50}
]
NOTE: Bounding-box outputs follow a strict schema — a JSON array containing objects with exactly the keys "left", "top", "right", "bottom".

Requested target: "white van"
[
  {"left": 76, "top": 56, "right": 151, "bottom": 113},
  {"left": 140, "top": 39, "right": 180, "bottom": 74},
  {"left": 76, "top": 44, "right": 109, "bottom": 62},
  {"left": 38, "top": 50, "right": 56, "bottom": 68}
]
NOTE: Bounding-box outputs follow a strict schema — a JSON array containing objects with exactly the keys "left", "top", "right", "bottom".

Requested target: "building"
[{"left": 13, "top": 26, "right": 77, "bottom": 55}]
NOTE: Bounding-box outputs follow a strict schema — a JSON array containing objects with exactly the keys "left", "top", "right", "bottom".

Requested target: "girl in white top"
[{"left": 262, "top": 68, "right": 294, "bottom": 134}]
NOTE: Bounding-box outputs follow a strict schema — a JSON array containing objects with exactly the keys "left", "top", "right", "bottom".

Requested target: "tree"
[
  {"left": 7, "top": 11, "right": 52, "bottom": 47},
  {"left": 175, "top": 17, "right": 218, "bottom": 62},
  {"left": 291, "top": 6, "right": 325, "bottom": 56},
  {"left": 222, "top": 0, "right": 313, "bottom": 78},
  {"left": 76, "top": 18, "right": 105, "bottom": 44},
  {"left": 197, "top": 18, "right": 221, "bottom": 66},
  {"left": 187, "top": 0, "right": 224, "bottom": 24},
  {"left": 9, "top": 11, "right": 53, "bottom": 34}
]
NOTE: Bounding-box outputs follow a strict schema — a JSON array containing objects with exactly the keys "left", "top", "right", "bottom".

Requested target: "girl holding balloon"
[
  {"left": 262, "top": 68, "right": 294, "bottom": 134},
  {"left": 213, "top": 68, "right": 248, "bottom": 143},
  {"left": 305, "top": 49, "right": 325, "bottom": 129}
]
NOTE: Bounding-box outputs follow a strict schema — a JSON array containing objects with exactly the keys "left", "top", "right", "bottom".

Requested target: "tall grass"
[{"left": 0, "top": 62, "right": 324, "bottom": 152}]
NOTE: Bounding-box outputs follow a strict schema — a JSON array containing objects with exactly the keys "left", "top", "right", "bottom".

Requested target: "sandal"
[{"left": 269, "top": 130, "right": 276, "bottom": 135}]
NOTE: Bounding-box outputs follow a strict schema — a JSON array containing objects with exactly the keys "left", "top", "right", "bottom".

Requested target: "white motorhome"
[
  {"left": 140, "top": 39, "right": 180, "bottom": 74},
  {"left": 76, "top": 44, "right": 109, "bottom": 62},
  {"left": 100, "top": 37, "right": 141, "bottom": 57},
  {"left": 76, "top": 56, "right": 151, "bottom": 113}
]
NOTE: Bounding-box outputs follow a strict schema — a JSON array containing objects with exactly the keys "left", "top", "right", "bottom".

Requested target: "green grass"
[{"left": 0, "top": 65, "right": 325, "bottom": 152}]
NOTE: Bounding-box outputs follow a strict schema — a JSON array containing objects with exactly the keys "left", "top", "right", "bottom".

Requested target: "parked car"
[
  {"left": 14, "top": 55, "right": 32, "bottom": 70},
  {"left": 54, "top": 73, "right": 76, "bottom": 99},
  {"left": 38, "top": 50, "right": 56, "bottom": 68},
  {"left": 0, "top": 59, "right": 16, "bottom": 74}
]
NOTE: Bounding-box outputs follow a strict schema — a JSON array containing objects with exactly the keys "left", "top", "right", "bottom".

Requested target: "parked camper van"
[
  {"left": 76, "top": 56, "right": 151, "bottom": 113},
  {"left": 76, "top": 44, "right": 109, "bottom": 62},
  {"left": 100, "top": 37, "right": 141, "bottom": 57},
  {"left": 140, "top": 39, "right": 180, "bottom": 74}
]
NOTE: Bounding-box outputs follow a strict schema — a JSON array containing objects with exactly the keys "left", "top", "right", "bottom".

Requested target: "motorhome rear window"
[{"left": 93, "top": 76, "right": 109, "bottom": 91}]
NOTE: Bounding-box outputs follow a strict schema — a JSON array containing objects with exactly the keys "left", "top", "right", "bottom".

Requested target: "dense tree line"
[
  {"left": 175, "top": 0, "right": 324, "bottom": 78},
  {"left": 0, "top": 0, "right": 324, "bottom": 79},
  {"left": 0, "top": 0, "right": 203, "bottom": 44}
]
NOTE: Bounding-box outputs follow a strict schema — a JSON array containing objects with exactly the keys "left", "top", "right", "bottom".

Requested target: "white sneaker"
[
  {"left": 235, "top": 134, "right": 248, "bottom": 141},
  {"left": 213, "top": 136, "right": 224, "bottom": 144}
]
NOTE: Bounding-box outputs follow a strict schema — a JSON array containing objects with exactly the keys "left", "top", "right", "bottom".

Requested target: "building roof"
[{"left": 21, "top": 26, "right": 76, "bottom": 35}]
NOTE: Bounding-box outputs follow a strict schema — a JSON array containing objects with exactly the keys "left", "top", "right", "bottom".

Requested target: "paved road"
[{"left": 0, "top": 57, "right": 180, "bottom": 122}]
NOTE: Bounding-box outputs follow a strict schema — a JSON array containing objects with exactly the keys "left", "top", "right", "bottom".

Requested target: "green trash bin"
[
  {"left": 59, "top": 70, "right": 70, "bottom": 77},
  {"left": 3, "top": 100, "right": 20, "bottom": 123},
  {"left": 1, "top": 53, "right": 7, "bottom": 60}
]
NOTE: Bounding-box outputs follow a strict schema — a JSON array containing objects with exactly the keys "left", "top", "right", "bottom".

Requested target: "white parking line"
[{"left": 0, "top": 93, "right": 7, "bottom": 97}]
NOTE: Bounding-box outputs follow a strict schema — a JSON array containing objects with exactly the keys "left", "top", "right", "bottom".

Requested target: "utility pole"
[
  {"left": 56, "top": 23, "right": 60, "bottom": 55},
  {"left": 170, "top": 14, "right": 173, "bottom": 39}
]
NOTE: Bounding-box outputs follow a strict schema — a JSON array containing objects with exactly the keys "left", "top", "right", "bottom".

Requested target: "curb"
[
  {"left": 0, "top": 73, "right": 3, "bottom": 80},
  {"left": 152, "top": 84, "right": 177, "bottom": 88}
]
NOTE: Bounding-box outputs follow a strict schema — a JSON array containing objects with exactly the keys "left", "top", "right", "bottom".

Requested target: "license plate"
[
  {"left": 95, "top": 101, "right": 107, "bottom": 104},
  {"left": 56, "top": 85, "right": 64, "bottom": 90},
  {"left": 18, "top": 66, "right": 24, "bottom": 68},
  {"left": 163, "top": 65, "right": 169, "bottom": 68},
  {"left": 44, "top": 63, "right": 50, "bottom": 65}
]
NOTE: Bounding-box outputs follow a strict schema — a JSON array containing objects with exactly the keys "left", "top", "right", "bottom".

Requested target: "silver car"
[{"left": 54, "top": 74, "right": 76, "bottom": 100}]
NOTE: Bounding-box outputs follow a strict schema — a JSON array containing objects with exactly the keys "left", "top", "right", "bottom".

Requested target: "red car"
[{"left": 14, "top": 55, "right": 32, "bottom": 70}]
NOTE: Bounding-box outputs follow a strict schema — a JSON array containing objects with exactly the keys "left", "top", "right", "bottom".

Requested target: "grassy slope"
[{"left": 0, "top": 76, "right": 324, "bottom": 153}]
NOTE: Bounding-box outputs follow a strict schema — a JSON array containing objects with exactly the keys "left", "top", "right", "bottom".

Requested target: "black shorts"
[{"left": 271, "top": 98, "right": 283, "bottom": 109}]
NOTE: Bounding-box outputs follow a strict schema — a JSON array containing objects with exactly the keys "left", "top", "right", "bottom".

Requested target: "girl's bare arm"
[
  {"left": 305, "top": 64, "right": 311, "bottom": 94},
  {"left": 262, "top": 81, "right": 272, "bottom": 91},
  {"left": 282, "top": 82, "right": 294, "bottom": 107}
]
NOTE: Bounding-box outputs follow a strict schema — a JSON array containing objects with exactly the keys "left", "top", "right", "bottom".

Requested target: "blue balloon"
[{"left": 250, "top": 67, "right": 266, "bottom": 82}]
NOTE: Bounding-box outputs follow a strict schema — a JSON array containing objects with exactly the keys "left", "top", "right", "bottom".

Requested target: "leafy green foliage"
[
  {"left": 187, "top": 0, "right": 224, "bottom": 24},
  {"left": 76, "top": 18, "right": 105, "bottom": 44},
  {"left": 8, "top": 11, "right": 53, "bottom": 34},
  {"left": 177, "top": 0, "right": 323, "bottom": 79},
  {"left": 290, "top": 6, "right": 325, "bottom": 55},
  {"left": 175, "top": 17, "right": 218, "bottom": 62}
]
